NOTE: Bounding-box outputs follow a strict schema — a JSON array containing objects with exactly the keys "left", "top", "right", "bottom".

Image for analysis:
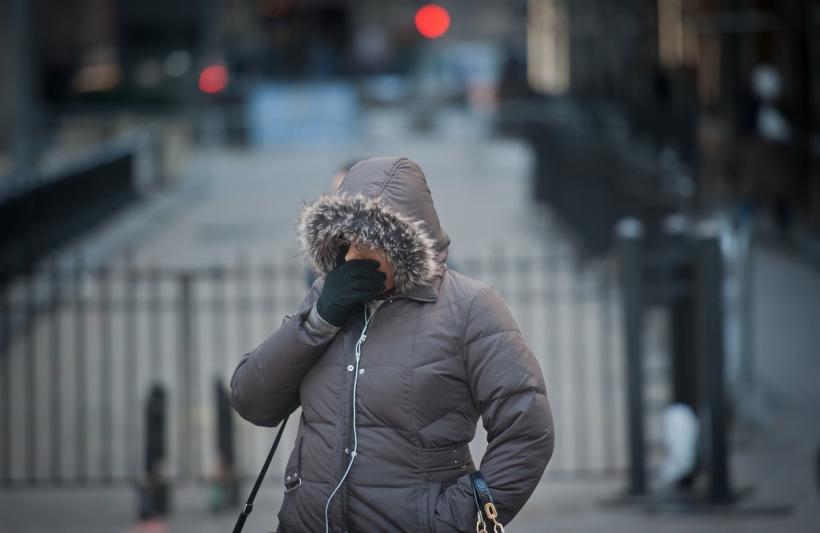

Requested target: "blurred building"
[
  {"left": 526, "top": 0, "right": 820, "bottom": 238},
  {"left": 0, "top": 0, "right": 527, "bottom": 194},
  {"left": 3, "top": 0, "right": 819, "bottom": 247}
]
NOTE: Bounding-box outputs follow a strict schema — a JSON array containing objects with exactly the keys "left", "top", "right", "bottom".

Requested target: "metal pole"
[
  {"left": 695, "top": 225, "right": 732, "bottom": 503},
  {"left": 663, "top": 214, "right": 698, "bottom": 409},
  {"left": 616, "top": 217, "right": 646, "bottom": 496}
]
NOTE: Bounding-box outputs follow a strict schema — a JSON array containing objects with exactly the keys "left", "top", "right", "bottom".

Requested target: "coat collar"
[{"left": 390, "top": 261, "right": 445, "bottom": 303}]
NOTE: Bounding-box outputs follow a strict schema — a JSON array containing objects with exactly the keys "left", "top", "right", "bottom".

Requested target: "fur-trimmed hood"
[{"left": 297, "top": 157, "right": 450, "bottom": 295}]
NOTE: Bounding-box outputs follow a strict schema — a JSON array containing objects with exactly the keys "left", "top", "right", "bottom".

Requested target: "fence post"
[
  {"left": 616, "top": 217, "right": 646, "bottom": 496},
  {"left": 695, "top": 225, "right": 733, "bottom": 503},
  {"left": 662, "top": 214, "right": 698, "bottom": 410}
]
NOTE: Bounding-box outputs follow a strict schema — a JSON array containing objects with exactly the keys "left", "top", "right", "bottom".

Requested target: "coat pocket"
[
  {"left": 278, "top": 435, "right": 303, "bottom": 530},
  {"left": 421, "top": 441, "right": 474, "bottom": 485}
]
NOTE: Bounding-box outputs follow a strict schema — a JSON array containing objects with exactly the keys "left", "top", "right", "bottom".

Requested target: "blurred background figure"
[{"left": 0, "top": 1, "right": 819, "bottom": 532}]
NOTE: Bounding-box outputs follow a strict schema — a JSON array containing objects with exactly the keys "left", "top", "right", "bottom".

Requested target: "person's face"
[{"left": 344, "top": 240, "right": 395, "bottom": 291}]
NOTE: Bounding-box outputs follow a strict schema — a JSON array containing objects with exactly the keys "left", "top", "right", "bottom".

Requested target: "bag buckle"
[{"left": 284, "top": 471, "right": 302, "bottom": 492}]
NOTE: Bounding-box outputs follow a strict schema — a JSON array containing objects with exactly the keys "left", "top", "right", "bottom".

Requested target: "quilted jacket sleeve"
[
  {"left": 433, "top": 286, "right": 555, "bottom": 531},
  {"left": 229, "top": 278, "right": 340, "bottom": 427}
]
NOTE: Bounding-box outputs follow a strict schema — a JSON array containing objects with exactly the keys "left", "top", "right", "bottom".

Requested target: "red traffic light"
[
  {"left": 415, "top": 4, "right": 450, "bottom": 39},
  {"left": 199, "top": 64, "right": 228, "bottom": 94}
]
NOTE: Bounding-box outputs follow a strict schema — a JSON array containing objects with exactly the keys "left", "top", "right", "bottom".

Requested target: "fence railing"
[{"left": 0, "top": 246, "right": 633, "bottom": 486}]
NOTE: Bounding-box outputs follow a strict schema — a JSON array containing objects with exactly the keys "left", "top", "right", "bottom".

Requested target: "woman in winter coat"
[{"left": 229, "top": 156, "right": 555, "bottom": 532}]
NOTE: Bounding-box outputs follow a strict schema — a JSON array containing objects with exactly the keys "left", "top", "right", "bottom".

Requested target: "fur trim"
[{"left": 297, "top": 193, "right": 439, "bottom": 293}]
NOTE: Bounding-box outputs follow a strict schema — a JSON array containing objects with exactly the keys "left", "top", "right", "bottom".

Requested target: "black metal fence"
[
  {"left": 0, "top": 245, "right": 632, "bottom": 487},
  {"left": 0, "top": 134, "right": 160, "bottom": 276},
  {"left": 616, "top": 218, "right": 737, "bottom": 504},
  {"left": 496, "top": 99, "right": 691, "bottom": 257}
]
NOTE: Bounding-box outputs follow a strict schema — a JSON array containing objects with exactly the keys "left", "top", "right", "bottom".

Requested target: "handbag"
[
  {"left": 232, "top": 409, "right": 293, "bottom": 533},
  {"left": 470, "top": 471, "right": 506, "bottom": 533}
]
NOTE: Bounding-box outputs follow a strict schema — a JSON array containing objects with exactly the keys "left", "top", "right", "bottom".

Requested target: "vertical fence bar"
[
  {"left": 212, "top": 266, "right": 228, "bottom": 483},
  {"left": 557, "top": 248, "right": 572, "bottom": 471},
  {"left": 572, "top": 260, "right": 589, "bottom": 470},
  {"left": 239, "top": 256, "right": 259, "bottom": 465},
  {"left": 99, "top": 265, "right": 113, "bottom": 481},
  {"left": 178, "top": 272, "right": 195, "bottom": 481},
  {"left": 1, "top": 263, "right": 11, "bottom": 485},
  {"left": 24, "top": 262, "right": 36, "bottom": 482},
  {"left": 237, "top": 255, "right": 251, "bottom": 348},
  {"left": 74, "top": 254, "right": 87, "bottom": 481},
  {"left": 517, "top": 253, "right": 534, "bottom": 337},
  {"left": 48, "top": 259, "right": 62, "bottom": 482},
  {"left": 124, "top": 258, "right": 138, "bottom": 479},
  {"left": 213, "top": 266, "right": 227, "bottom": 384},
  {"left": 150, "top": 268, "right": 163, "bottom": 382},
  {"left": 599, "top": 269, "right": 617, "bottom": 472},
  {"left": 616, "top": 218, "right": 646, "bottom": 495},
  {"left": 541, "top": 248, "right": 560, "bottom": 472},
  {"left": 695, "top": 231, "right": 732, "bottom": 503},
  {"left": 148, "top": 269, "right": 164, "bottom": 480}
]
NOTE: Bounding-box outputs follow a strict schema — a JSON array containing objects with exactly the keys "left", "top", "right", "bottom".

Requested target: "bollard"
[
  {"left": 694, "top": 226, "right": 733, "bottom": 503},
  {"left": 616, "top": 217, "right": 647, "bottom": 496},
  {"left": 138, "top": 384, "right": 171, "bottom": 519},
  {"left": 211, "top": 379, "right": 239, "bottom": 511}
]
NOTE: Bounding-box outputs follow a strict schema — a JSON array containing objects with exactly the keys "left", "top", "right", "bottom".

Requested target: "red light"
[
  {"left": 199, "top": 64, "right": 228, "bottom": 94},
  {"left": 415, "top": 4, "right": 450, "bottom": 39}
]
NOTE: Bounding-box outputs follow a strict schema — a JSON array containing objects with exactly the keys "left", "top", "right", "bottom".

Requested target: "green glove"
[{"left": 316, "top": 257, "right": 386, "bottom": 327}]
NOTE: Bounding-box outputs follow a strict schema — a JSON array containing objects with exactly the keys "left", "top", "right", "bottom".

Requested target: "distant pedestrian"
[{"left": 230, "top": 156, "right": 554, "bottom": 532}]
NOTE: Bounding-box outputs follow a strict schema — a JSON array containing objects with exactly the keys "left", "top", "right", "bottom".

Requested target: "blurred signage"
[{"left": 246, "top": 83, "right": 360, "bottom": 146}]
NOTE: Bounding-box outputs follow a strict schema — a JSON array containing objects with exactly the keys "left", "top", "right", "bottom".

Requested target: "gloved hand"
[{"left": 316, "top": 256, "right": 386, "bottom": 327}]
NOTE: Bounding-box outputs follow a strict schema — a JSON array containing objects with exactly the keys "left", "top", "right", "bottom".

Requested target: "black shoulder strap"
[
  {"left": 232, "top": 410, "right": 293, "bottom": 533},
  {"left": 470, "top": 471, "right": 505, "bottom": 532},
  {"left": 470, "top": 471, "right": 494, "bottom": 510}
]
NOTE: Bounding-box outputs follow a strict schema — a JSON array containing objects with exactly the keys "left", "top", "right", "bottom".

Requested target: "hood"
[{"left": 297, "top": 156, "right": 450, "bottom": 295}]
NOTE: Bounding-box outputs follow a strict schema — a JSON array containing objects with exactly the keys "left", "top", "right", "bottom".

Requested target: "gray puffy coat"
[{"left": 230, "top": 157, "right": 554, "bottom": 532}]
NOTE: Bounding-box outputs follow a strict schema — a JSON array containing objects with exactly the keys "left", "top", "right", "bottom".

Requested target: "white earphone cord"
[{"left": 324, "top": 304, "right": 375, "bottom": 533}]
